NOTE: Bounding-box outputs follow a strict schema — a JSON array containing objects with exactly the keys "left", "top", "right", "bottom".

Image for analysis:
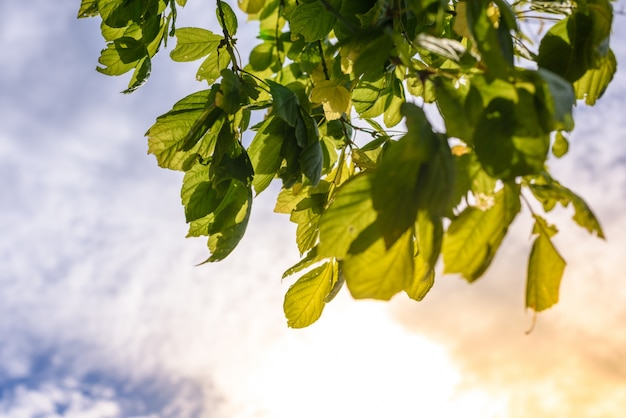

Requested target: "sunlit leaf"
[
  {"left": 318, "top": 173, "right": 377, "bottom": 259},
  {"left": 170, "top": 27, "right": 223, "bottom": 62},
  {"left": 147, "top": 88, "right": 225, "bottom": 171},
  {"left": 526, "top": 215, "right": 566, "bottom": 311},
  {"left": 372, "top": 104, "right": 437, "bottom": 248},
  {"left": 443, "top": 183, "right": 521, "bottom": 281},
  {"left": 249, "top": 116, "right": 286, "bottom": 194},
  {"left": 342, "top": 230, "right": 414, "bottom": 300},
  {"left": 529, "top": 178, "right": 604, "bottom": 238},
  {"left": 238, "top": 0, "right": 267, "bottom": 14},
  {"left": 284, "top": 262, "right": 336, "bottom": 328},
  {"left": 290, "top": 1, "right": 337, "bottom": 42},
  {"left": 552, "top": 131, "right": 569, "bottom": 158},
  {"left": 574, "top": 49, "right": 617, "bottom": 105},
  {"left": 404, "top": 256, "right": 435, "bottom": 301},
  {"left": 310, "top": 80, "right": 352, "bottom": 121},
  {"left": 216, "top": 1, "right": 238, "bottom": 36},
  {"left": 196, "top": 50, "right": 232, "bottom": 84}
]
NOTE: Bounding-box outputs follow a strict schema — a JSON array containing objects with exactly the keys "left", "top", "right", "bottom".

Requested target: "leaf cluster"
[{"left": 80, "top": 0, "right": 615, "bottom": 327}]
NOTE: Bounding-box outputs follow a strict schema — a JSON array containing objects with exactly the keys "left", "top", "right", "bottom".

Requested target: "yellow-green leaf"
[
  {"left": 170, "top": 28, "right": 223, "bottom": 62},
  {"left": 238, "top": 0, "right": 266, "bottom": 14},
  {"left": 342, "top": 230, "right": 414, "bottom": 300},
  {"left": 526, "top": 218, "right": 566, "bottom": 311},
  {"left": 574, "top": 49, "right": 617, "bottom": 106},
  {"left": 318, "top": 173, "right": 377, "bottom": 259},
  {"left": 404, "top": 256, "right": 435, "bottom": 302},
  {"left": 310, "top": 80, "right": 352, "bottom": 121},
  {"left": 443, "top": 183, "right": 521, "bottom": 281},
  {"left": 284, "top": 262, "right": 335, "bottom": 328}
]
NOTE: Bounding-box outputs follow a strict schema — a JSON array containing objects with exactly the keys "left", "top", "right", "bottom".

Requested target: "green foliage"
[{"left": 81, "top": 0, "right": 616, "bottom": 327}]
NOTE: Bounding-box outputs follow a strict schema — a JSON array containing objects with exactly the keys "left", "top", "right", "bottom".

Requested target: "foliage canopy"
[{"left": 79, "top": 0, "right": 615, "bottom": 327}]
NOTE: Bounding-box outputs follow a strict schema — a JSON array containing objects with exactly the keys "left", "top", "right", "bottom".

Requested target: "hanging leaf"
[
  {"left": 443, "top": 183, "right": 521, "bottom": 281},
  {"left": 526, "top": 216, "right": 566, "bottom": 312},
  {"left": 342, "top": 230, "right": 414, "bottom": 300},
  {"left": 284, "top": 262, "right": 336, "bottom": 328}
]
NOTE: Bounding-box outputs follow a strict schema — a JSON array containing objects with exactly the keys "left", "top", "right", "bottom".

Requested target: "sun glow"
[{"left": 220, "top": 296, "right": 506, "bottom": 418}]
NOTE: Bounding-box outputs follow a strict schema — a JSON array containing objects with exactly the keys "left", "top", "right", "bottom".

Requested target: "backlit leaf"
[
  {"left": 404, "top": 256, "right": 435, "bottom": 301},
  {"left": 574, "top": 49, "right": 617, "bottom": 105},
  {"left": 238, "top": 0, "right": 267, "bottom": 14},
  {"left": 284, "top": 262, "right": 336, "bottom": 328},
  {"left": 147, "top": 89, "right": 225, "bottom": 171},
  {"left": 443, "top": 183, "right": 521, "bottom": 281},
  {"left": 170, "top": 27, "right": 223, "bottom": 62},
  {"left": 318, "top": 173, "right": 378, "bottom": 259},
  {"left": 526, "top": 216, "right": 566, "bottom": 311},
  {"left": 249, "top": 116, "right": 286, "bottom": 194},
  {"left": 529, "top": 178, "right": 604, "bottom": 238},
  {"left": 216, "top": 1, "right": 238, "bottom": 36},
  {"left": 196, "top": 50, "right": 232, "bottom": 84},
  {"left": 289, "top": 1, "right": 337, "bottom": 42},
  {"left": 342, "top": 230, "right": 414, "bottom": 300},
  {"left": 372, "top": 105, "right": 437, "bottom": 248},
  {"left": 310, "top": 80, "right": 352, "bottom": 121}
]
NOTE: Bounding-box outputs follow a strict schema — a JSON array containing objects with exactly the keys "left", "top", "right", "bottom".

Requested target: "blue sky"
[{"left": 1, "top": 1, "right": 626, "bottom": 417}]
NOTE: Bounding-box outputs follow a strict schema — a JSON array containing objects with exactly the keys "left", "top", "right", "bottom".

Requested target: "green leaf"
[
  {"left": 465, "top": 0, "right": 513, "bottom": 78},
  {"left": 352, "top": 71, "right": 386, "bottom": 116},
  {"left": 290, "top": 191, "right": 328, "bottom": 254},
  {"left": 249, "top": 116, "right": 286, "bottom": 194},
  {"left": 383, "top": 76, "right": 405, "bottom": 128},
  {"left": 78, "top": 0, "right": 98, "bottom": 18},
  {"left": 284, "top": 262, "right": 336, "bottom": 328},
  {"left": 96, "top": 37, "right": 147, "bottom": 76},
  {"left": 196, "top": 49, "right": 232, "bottom": 84},
  {"left": 404, "top": 257, "right": 435, "bottom": 302},
  {"left": 552, "top": 131, "right": 569, "bottom": 158},
  {"left": 170, "top": 27, "right": 224, "bottom": 62},
  {"left": 536, "top": 68, "right": 575, "bottom": 132},
  {"left": 188, "top": 179, "right": 253, "bottom": 262},
  {"left": 526, "top": 216, "right": 566, "bottom": 312},
  {"left": 267, "top": 80, "right": 301, "bottom": 127},
  {"left": 215, "top": 69, "right": 242, "bottom": 114},
  {"left": 353, "top": 32, "right": 394, "bottom": 79},
  {"left": 450, "top": 148, "right": 496, "bottom": 207},
  {"left": 474, "top": 97, "right": 549, "bottom": 179},
  {"left": 249, "top": 42, "right": 275, "bottom": 71},
  {"left": 289, "top": 1, "right": 337, "bottom": 42},
  {"left": 372, "top": 105, "right": 437, "bottom": 248},
  {"left": 238, "top": 0, "right": 267, "bottom": 14},
  {"left": 299, "top": 140, "right": 323, "bottom": 186},
  {"left": 147, "top": 89, "right": 224, "bottom": 171},
  {"left": 122, "top": 56, "right": 151, "bottom": 94},
  {"left": 416, "top": 210, "right": 443, "bottom": 268},
  {"left": 318, "top": 173, "right": 378, "bottom": 259},
  {"left": 537, "top": 5, "right": 612, "bottom": 84},
  {"left": 435, "top": 78, "right": 482, "bottom": 142},
  {"left": 282, "top": 247, "right": 322, "bottom": 279},
  {"left": 415, "top": 135, "right": 455, "bottom": 217},
  {"left": 529, "top": 178, "right": 605, "bottom": 238},
  {"left": 181, "top": 163, "right": 215, "bottom": 222},
  {"left": 443, "top": 183, "right": 521, "bottom": 281},
  {"left": 416, "top": 33, "right": 477, "bottom": 68},
  {"left": 310, "top": 79, "right": 352, "bottom": 121},
  {"left": 342, "top": 229, "right": 414, "bottom": 300},
  {"left": 217, "top": 1, "right": 238, "bottom": 36},
  {"left": 574, "top": 49, "right": 616, "bottom": 105},
  {"left": 205, "top": 188, "right": 253, "bottom": 262}
]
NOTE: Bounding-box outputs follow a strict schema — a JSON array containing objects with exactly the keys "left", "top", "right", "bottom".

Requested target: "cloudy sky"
[{"left": 1, "top": 1, "right": 625, "bottom": 417}]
